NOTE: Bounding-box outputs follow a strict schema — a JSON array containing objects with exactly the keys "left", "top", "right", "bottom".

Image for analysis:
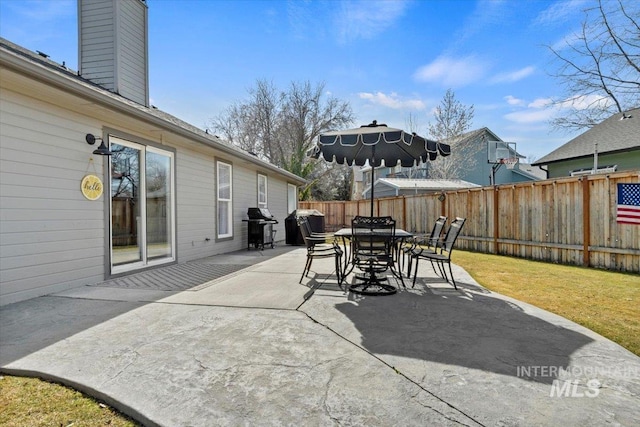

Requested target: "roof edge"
[{"left": 0, "top": 39, "right": 306, "bottom": 185}]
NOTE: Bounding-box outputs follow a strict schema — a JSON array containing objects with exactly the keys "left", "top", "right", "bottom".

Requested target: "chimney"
[{"left": 78, "top": 0, "right": 149, "bottom": 106}]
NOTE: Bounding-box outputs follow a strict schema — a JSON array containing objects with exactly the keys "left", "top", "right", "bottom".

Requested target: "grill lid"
[{"left": 247, "top": 207, "right": 275, "bottom": 220}]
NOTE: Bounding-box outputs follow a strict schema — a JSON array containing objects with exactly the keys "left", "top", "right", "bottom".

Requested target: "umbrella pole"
[
  {"left": 370, "top": 165, "right": 375, "bottom": 218},
  {"left": 370, "top": 147, "right": 375, "bottom": 218}
]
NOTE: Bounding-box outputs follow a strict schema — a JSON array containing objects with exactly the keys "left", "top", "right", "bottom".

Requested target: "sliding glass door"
[{"left": 110, "top": 137, "right": 175, "bottom": 273}]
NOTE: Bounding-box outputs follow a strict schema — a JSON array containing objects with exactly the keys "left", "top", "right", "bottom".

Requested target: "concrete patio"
[{"left": 1, "top": 245, "right": 639, "bottom": 426}]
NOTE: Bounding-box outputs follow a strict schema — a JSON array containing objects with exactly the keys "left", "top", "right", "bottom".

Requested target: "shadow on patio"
[{"left": 307, "top": 275, "right": 594, "bottom": 385}]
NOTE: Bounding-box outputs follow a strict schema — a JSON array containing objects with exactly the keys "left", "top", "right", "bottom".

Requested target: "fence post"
[
  {"left": 343, "top": 201, "right": 346, "bottom": 228},
  {"left": 582, "top": 177, "right": 591, "bottom": 267},
  {"left": 402, "top": 196, "right": 406, "bottom": 230},
  {"left": 493, "top": 187, "right": 499, "bottom": 254}
]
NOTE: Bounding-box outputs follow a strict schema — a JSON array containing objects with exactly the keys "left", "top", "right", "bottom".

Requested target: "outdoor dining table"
[{"left": 333, "top": 227, "right": 414, "bottom": 295}]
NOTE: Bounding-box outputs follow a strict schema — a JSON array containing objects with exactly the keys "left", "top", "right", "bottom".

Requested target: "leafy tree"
[
  {"left": 426, "top": 89, "right": 477, "bottom": 179},
  {"left": 548, "top": 0, "right": 640, "bottom": 130},
  {"left": 208, "top": 79, "right": 354, "bottom": 200}
]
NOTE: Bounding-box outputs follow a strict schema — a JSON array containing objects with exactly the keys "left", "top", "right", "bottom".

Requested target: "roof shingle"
[{"left": 533, "top": 108, "right": 640, "bottom": 165}]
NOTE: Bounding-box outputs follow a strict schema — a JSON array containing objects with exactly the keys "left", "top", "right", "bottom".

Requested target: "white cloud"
[
  {"left": 504, "top": 93, "right": 613, "bottom": 125},
  {"left": 413, "top": 55, "right": 488, "bottom": 87},
  {"left": 358, "top": 92, "right": 426, "bottom": 110},
  {"left": 533, "top": 0, "right": 587, "bottom": 26},
  {"left": 557, "top": 94, "right": 612, "bottom": 110},
  {"left": 528, "top": 98, "right": 553, "bottom": 108},
  {"left": 334, "top": 0, "right": 410, "bottom": 43},
  {"left": 504, "top": 97, "right": 554, "bottom": 123},
  {"left": 550, "top": 30, "right": 582, "bottom": 52},
  {"left": 504, "top": 95, "right": 524, "bottom": 106},
  {"left": 449, "top": 0, "right": 510, "bottom": 49},
  {"left": 490, "top": 66, "right": 535, "bottom": 84},
  {"left": 505, "top": 109, "right": 556, "bottom": 124}
]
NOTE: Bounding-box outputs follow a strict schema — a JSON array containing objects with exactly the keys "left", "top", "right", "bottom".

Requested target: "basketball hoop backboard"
[{"left": 488, "top": 141, "right": 518, "bottom": 164}]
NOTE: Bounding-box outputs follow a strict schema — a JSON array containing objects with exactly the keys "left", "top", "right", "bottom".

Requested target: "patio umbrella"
[{"left": 310, "top": 120, "right": 451, "bottom": 217}]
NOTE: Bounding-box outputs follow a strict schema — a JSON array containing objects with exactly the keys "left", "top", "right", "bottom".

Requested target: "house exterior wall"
[
  {"left": 359, "top": 131, "right": 534, "bottom": 194},
  {"left": 79, "top": 0, "right": 149, "bottom": 106},
  {"left": 457, "top": 139, "right": 521, "bottom": 186},
  {"left": 79, "top": 0, "right": 117, "bottom": 92},
  {"left": 546, "top": 150, "right": 640, "bottom": 178},
  {"left": 370, "top": 184, "right": 397, "bottom": 198},
  {"left": 1, "top": 86, "right": 108, "bottom": 305},
  {"left": 0, "top": 65, "right": 300, "bottom": 306},
  {"left": 115, "top": 0, "right": 148, "bottom": 105}
]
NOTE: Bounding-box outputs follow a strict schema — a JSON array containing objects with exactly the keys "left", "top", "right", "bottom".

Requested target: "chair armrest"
[{"left": 306, "top": 234, "right": 329, "bottom": 241}]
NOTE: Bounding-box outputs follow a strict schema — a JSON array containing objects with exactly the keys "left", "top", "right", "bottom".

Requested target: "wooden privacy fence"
[{"left": 300, "top": 171, "right": 640, "bottom": 272}]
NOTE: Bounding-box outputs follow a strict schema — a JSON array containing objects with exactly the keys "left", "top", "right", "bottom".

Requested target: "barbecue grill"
[{"left": 243, "top": 208, "right": 278, "bottom": 250}]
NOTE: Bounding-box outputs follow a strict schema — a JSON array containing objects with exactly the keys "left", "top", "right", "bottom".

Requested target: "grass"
[
  {"left": 2, "top": 250, "right": 638, "bottom": 422},
  {"left": 452, "top": 250, "right": 640, "bottom": 357},
  {"left": 0, "top": 375, "right": 138, "bottom": 426}
]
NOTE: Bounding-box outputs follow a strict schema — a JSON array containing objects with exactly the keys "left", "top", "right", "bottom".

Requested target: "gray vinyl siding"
[
  {"left": 0, "top": 88, "right": 106, "bottom": 304},
  {"left": 233, "top": 165, "right": 257, "bottom": 250},
  {"left": 116, "top": 0, "right": 148, "bottom": 105},
  {"left": 174, "top": 149, "right": 216, "bottom": 261},
  {"left": 0, "top": 86, "right": 300, "bottom": 305},
  {"left": 79, "top": 0, "right": 148, "bottom": 106},
  {"left": 372, "top": 185, "right": 397, "bottom": 198},
  {"left": 546, "top": 150, "right": 640, "bottom": 178},
  {"left": 1, "top": 47, "right": 303, "bottom": 305},
  {"left": 79, "top": 0, "right": 116, "bottom": 91},
  {"left": 263, "top": 175, "right": 289, "bottom": 241}
]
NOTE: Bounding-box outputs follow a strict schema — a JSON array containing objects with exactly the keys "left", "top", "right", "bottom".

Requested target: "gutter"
[{"left": 0, "top": 44, "right": 306, "bottom": 185}]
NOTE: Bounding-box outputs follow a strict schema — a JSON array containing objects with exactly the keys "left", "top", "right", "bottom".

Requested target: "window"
[
  {"left": 288, "top": 183, "right": 297, "bottom": 214},
  {"left": 258, "top": 174, "right": 267, "bottom": 209},
  {"left": 217, "top": 161, "right": 233, "bottom": 238}
]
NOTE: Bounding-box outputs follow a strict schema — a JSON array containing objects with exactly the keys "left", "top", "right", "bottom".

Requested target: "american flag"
[{"left": 617, "top": 183, "right": 640, "bottom": 225}]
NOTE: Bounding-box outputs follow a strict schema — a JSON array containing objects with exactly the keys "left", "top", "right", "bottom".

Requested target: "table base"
[{"left": 349, "top": 273, "right": 397, "bottom": 296}]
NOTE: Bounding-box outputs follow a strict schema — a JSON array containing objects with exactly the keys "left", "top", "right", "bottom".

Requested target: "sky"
[{"left": 0, "top": 0, "right": 611, "bottom": 161}]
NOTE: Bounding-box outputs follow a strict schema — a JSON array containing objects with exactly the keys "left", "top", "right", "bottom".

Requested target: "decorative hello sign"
[{"left": 81, "top": 174, "right": 104, "bottom": 200}]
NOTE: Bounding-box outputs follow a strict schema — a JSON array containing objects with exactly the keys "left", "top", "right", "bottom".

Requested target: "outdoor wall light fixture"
[{"left": 85, "top": 134, "right": 113, "bottom": 156}]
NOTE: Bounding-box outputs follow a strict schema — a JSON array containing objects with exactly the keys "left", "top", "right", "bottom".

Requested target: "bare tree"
[
  {"left": 548, "top": 0, "right": 640, "bottom": 130},
  {"left": 208, "top": 79, "right": 354, "bottom": 200},
  {"left": 427, "top": 89, "right": 477, "bottom": 179},
  {"left": 210, "top": 80, "right": 281, "bottom": 159}
]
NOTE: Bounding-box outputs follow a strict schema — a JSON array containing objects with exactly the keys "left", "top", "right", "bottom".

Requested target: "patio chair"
[
  {"left": 351, "top": 215, "right": 405, "bottom": 289},
  {"left": 411, "top": 217, "right": 466, "bottom": 289},
  {"left": 297, "top": 216, "right": 344, "bottom": 288},
  {"left": 402, "top": 216, "right": 447, "bottom": 278},
  {"left": 299, "top": 215, "right": 334, "bottom": 240}
]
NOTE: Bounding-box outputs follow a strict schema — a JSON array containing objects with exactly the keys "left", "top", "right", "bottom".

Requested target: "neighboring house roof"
[
  {"left": 357, "top": 127, "right": 512, "bottom": 175},
  {"left": 0, "top": 38, "right": 306, "bottom": 185},
  {"left": 533, "top": 108, "right": 640, "bottom": 166},
  {"left": 441, "top": 127, "right": 500, "bottom": 147},
  {"left": 514, "top": 163, "right": 547, "bottom": 180},
  {"left": 363, "top": 178, "right": 480, "bottom": 196}
]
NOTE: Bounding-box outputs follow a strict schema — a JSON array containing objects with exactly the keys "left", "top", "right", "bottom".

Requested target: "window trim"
[
  {"left": 258, "top": 173, "right": 268, "bottom": 209},
  {"left": 287, "top": 183, "right": 297, "bottom": 215},
  {"left": 216, "top": 160, "right": 233, "bottom": 239}
]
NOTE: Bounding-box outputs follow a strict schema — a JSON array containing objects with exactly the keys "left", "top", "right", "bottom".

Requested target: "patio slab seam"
[{"left": 296, "top": 307, "right": 484, "bottom": 427}]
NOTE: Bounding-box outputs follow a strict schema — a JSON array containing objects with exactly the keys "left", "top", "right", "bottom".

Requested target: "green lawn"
[
  {"left": 452, "top": 250, "right": 640, "bottom": 357},
  {"left": 0, "top": 375, "right": 138, "bottom": 426}
]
